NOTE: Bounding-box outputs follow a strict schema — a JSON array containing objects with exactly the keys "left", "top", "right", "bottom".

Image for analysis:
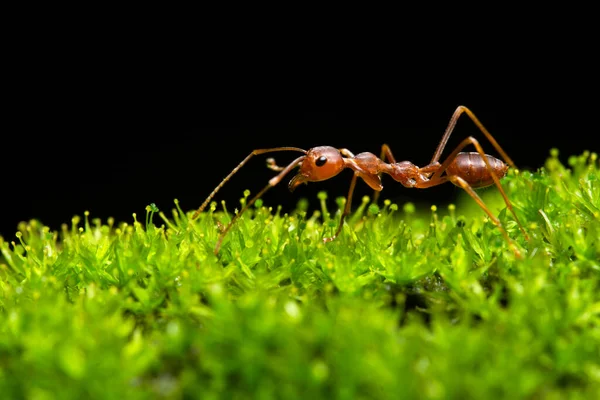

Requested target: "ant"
[{"left": 192, "top": 106, "right": 529, "bottom": 256}]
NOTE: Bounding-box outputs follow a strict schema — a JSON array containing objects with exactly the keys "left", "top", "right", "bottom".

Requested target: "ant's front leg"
[{"left": 323, "top": 172, "right": 359, "bottom": 243}]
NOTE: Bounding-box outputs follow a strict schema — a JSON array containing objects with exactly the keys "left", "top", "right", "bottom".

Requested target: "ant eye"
[{"left": 315, "top": 156, "right": 327, "bottom": 167}]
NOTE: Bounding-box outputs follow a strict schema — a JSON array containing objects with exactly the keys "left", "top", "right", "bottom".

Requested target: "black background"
[{"left": 2, "top": 29, "right": 598, "bottom": 240}]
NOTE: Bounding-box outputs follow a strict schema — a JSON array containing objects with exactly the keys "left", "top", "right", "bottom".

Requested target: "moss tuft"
[{"left": 1, "top": 151, "right": 599, "bottom": 399}]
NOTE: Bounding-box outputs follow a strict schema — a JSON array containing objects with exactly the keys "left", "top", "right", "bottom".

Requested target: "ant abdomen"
[{"left": 447, "top": 152, "right": 509, "bottom": 189}]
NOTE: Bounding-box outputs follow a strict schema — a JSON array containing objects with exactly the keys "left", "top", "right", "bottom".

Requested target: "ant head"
[{"left": 288, "top": 146, "right": 345, "bottom": 191}]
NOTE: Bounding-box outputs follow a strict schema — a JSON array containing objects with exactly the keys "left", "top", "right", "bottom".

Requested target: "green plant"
[{"left": 0, "top": 150, "right": 598, "bottom": 399}]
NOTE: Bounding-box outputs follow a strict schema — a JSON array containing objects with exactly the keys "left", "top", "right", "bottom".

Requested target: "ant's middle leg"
[
  {"left": 372, "top": 144, "right": 396, "bottom": 204},
  {"left": 380, "top": 144, "right": 397, "bottom": 164}
]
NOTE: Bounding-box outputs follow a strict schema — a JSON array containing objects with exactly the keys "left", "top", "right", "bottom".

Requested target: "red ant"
[{"left": 192, "top": 106, "right": 529, "bottom": 256}]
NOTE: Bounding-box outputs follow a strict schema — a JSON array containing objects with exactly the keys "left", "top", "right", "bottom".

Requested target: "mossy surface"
[{"left": 1, "top": 150, "right": 599, "bottom": 399}]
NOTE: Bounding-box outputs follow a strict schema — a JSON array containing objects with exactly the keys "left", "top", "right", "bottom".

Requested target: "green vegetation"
[{"left": 1, "top": 150, "right": 599, "bottom": 399}]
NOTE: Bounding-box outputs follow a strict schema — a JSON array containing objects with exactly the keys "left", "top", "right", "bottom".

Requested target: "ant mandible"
[{"left": 192, "top": 106, "right": 529, "bottom": 256}]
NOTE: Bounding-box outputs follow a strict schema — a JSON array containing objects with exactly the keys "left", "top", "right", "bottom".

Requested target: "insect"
[{"left": 192, "top": 106, "right": 529, "bottom": 256}]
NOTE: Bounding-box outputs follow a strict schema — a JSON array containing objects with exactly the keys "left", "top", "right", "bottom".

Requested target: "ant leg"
[
  {"left": 372, "top": 144, "right": 396, "bottom": 204},
  {"left": 420, "top": 136, "right": 529, "bottom": 245},
  {"left": 324, "top": 172, "right": 358, "bottom": 243},
  {"left": 430, "top": 105, "right": 516, "bottom": 169},
  {"left": 191, "top": 147, "right": 306, "bottom": 220},
  {"left": 213, "top": 155, "right": 306, "bottom": 255},
  {"left": 380, "top": 144, "right": 397, "bottom": 163},
  {"left": 449, "top": 175, "right": 523, "bottom": 259}
]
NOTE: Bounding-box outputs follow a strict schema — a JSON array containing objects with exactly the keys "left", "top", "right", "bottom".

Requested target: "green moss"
[{"left": 0, "top": 150, "right": 599, "bottom": 399}]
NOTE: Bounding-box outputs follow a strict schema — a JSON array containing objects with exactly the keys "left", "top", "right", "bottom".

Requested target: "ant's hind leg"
[
  {"left": 422, "top": 135, "right": 529, "bottom": 244},
  {"left": 430, "top": 105, "right": 516, "bottom": 168},
  {"left": 449, "top": 175, "right": 523, "bottom": 259},
  {"left": 456, "top": 137, "right": 526, "bottom": 241}
]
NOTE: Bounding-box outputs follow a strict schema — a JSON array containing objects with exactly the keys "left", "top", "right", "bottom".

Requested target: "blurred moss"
[{"left": 0, "top": 150, "right": 599, "bottom": 399}]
